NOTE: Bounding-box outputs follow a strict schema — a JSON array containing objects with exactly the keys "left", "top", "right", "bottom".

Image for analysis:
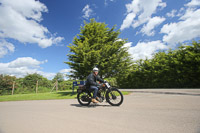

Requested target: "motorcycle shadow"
[{"left": 70, "top": 104, "right": 114, "bottom": 108}]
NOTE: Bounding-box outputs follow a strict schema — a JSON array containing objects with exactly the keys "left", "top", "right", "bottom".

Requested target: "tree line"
[
  {"left": 118, "top": 41, "right": 200, "bottom": 88},
  {"left": 0, "top": 73, "right": 73, "bottom": 95}
]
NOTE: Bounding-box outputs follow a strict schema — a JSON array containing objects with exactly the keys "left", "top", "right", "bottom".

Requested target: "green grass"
[{"left": 0, "top": 91, "right": 130, "bottom": 102}]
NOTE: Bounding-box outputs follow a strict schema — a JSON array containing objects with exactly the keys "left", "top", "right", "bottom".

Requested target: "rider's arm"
[{"left": 96, "top": 75, "right": 104, "bottom": 83}]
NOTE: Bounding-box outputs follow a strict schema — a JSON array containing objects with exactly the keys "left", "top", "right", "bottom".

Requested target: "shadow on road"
[{"left": 70, "top": 104, "right": 114, "bottom": 108}]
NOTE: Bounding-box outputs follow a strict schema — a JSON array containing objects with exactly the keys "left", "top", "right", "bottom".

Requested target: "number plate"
[{"left": 105, "top": 83, "right": 110, "bottom": 88}]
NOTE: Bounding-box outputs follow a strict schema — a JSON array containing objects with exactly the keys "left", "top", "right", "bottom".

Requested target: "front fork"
[{"left": 106, "top": 88, "right": 117, "bottom": 100}]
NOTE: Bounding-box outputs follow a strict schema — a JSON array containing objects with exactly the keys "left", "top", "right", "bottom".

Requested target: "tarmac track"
[{"left": 0, "top": 89, "right": 200, "bottom": 133}]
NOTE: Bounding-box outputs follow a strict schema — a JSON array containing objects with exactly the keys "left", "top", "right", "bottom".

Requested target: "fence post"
[
  {"left": 51, "top": 81, "right": 58, "bottom": 92},
  {"left": 56, "top": 80, "right": 58, "bottom": 92},
  {"left": 36, "top": 80, "right": 38, "bottom": 93},
  {"left": 12, "top": 81, "right": 15, "bottom": 95},
  {"left": 51, "top": 82, "right": 55, "bottom": 92}
]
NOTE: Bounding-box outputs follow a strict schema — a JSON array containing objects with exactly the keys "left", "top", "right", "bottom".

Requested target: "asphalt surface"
[{"left": 0, "top": 89, "right": 200, "bottom": 133}]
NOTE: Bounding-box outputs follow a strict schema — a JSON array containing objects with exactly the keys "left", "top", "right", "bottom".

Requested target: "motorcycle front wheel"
[
  {"left": 77, "top": 92, "right": 91, "bottom": 106},
  {"left": 106, "top": 88, "right": 123, "bottom": 106}
]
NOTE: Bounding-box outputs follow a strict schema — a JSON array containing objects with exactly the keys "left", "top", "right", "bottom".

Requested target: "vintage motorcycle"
[{"left": 77, "top": 81, "right": 123, "bottom": 106}]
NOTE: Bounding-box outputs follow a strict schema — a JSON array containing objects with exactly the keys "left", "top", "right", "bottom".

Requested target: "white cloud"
[
  {"left": 122, "top": 42, "right": 132, "bottom": 48},
  {"left": 0, "top": 0, "right": 48, "bottom": 22},
  {"left": 158, "top": 2, "right": 167, "bottom": 9},
  {"left": 166, "top": 9, "right": 177, "bottom": 18},
  {"left": 177, "top": 8, "right": 186, "bottom": 17},
  {"left": 120, "top": 13, "right": 136, "bottom": 30},
  {"left": 120, "top": 0, "right": 166, "bottom": 30},
  {"left": 59, "top": 69, "right": 72, "bottom": 74},
  {"left": 82, "top": 4, "right": 93, "bottom": 19},
  {"left": 126, "top": 41, "right": 168, "bottom": 61},
  {"left": 37, "top": 71, "right": 56, "bottom": 80},
  {"left": 0, "top": 39, "right": 15, "bottom": 58},
  {"left": 161, "top": 2, "right": 200, "bottom": 45},
  {"left": 104, "top": 0, "right": 115, "bottom": 6},
  {"left": 59, "top": 69, "right": 74, "bottom": 80},
  {"left": 8, "top": 57, "right": 47, "bottom": 68},
  {"left": 0, "top": 0, "right": 64, "bottom": 49},
  {"left": 0, "top": 57, "right": 55, "bottom": 79},
  {"left": 0, "top": 57, "right": 73, "bottom": 80},
  {"left": 185, "top": 0, "right": 200, "bottom": 7},
  {"left": 141, "top": 16, "right": 165, "bottom": 36}
]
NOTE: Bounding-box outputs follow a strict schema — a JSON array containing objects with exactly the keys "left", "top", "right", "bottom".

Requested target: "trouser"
[{"left": 90, "top": 86, "right": 98, "bottom": 98}]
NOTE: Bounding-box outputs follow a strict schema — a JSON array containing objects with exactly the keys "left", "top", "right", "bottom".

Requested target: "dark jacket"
[{"left": 86, "top": 73, "right": 104, "bottom": 87}]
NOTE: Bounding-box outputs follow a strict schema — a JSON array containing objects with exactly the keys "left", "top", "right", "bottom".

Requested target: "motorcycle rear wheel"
[
  {"left": 77, "top": 92, "right": 91, "bottom": 106},
  {"left": 106, "top": 88, "right": 123, "bottom": 106}
]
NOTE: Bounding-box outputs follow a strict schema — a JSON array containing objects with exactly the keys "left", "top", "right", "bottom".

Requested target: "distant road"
[
  {"left": 120, "top": 88, "right": 200, "bottom": 96},
  {"left": 0, "top": 89, "right": 200, "bottom": 133}
]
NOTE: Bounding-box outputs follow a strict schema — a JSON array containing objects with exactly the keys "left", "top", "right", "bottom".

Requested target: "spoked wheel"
[
  {"left": 77, "top": 92, "right": 91, "bottom": 106},
  {"left": 106, "top": 88, "right": 123, "bottom": 106}
]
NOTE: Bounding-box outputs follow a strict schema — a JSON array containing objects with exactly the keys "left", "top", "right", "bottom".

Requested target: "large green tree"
[{"left": 66, "top": 19, "right": 132, "bottom": 79}]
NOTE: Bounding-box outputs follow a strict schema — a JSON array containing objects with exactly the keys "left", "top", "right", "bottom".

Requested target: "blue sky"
[{"left": 0, "top": 0, "right": 200, "bottom": 79}]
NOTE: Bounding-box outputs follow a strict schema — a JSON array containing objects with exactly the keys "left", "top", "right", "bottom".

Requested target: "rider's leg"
[{"left": 90, "top": 86, "right": 99, "bottom": 103}]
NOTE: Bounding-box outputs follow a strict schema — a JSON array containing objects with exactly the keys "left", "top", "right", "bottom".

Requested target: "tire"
[
  {"left": 77, "top": 91, "right": 91, "bottom": 106},
  {"left": 106, "top": 88, "right": 123, "bottom": 106}
]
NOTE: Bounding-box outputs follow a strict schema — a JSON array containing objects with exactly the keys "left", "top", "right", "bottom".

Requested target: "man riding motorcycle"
[{"left": 85, "top": 67, "right": 104, "bottom": 103}]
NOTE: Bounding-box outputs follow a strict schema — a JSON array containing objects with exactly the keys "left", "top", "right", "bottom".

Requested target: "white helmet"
[{"left": 93, "top": 67, "right": 99, "bottom": 72}]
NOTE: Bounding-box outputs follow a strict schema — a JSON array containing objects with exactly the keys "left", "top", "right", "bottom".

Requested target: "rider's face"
[{"left": 94, "top": 71, "right": 98, "bottom": 75}]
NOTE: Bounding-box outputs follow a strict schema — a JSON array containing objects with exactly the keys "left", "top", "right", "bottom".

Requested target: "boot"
[
  {"left": 96, "top": 97, "right": 100, "bottom": 101},
  {"left": 91, "top": 98, "right": 99, "bottom": 103}
]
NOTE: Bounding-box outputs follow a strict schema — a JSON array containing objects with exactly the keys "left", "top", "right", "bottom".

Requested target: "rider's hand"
[{"left": 97, "top": 83, "right": 101, "bottom": 87}]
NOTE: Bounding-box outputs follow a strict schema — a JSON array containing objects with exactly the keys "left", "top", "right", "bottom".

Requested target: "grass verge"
[{"left": 0, "top": 91, "right": 130, "bottom": 102}]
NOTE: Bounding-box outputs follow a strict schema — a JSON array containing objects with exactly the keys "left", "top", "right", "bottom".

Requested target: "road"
[{"left": 0, "top": 89, "right": 200, "bottom": 133}]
